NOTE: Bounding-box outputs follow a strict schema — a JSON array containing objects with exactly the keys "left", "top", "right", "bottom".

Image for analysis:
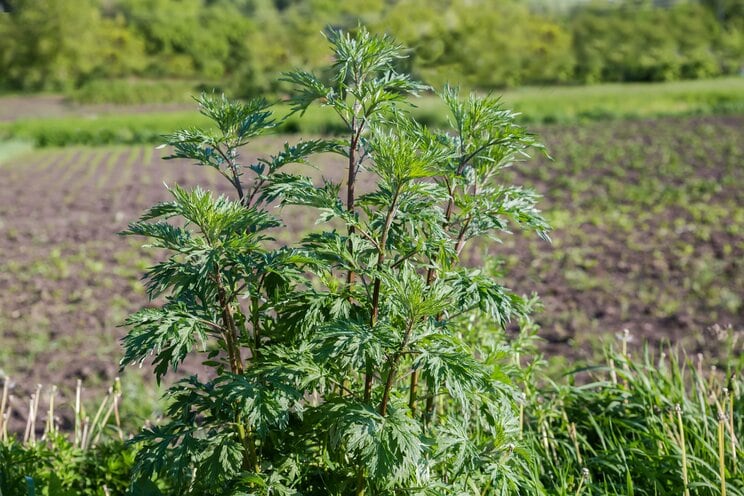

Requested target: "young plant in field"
[{"left": 120, "top": 27, "right": 550, "bottom": 495}]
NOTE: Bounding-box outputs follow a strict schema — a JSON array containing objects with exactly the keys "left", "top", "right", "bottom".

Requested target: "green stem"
[
  {"left": 252, "top": 295, "right": 261, "bottom": 359},
  {"left": 379, "top": 320, "right": 415, "bottom": 416},
  {"left": 237, "top": 422, "right": 259, "bottom": 472},
  {"left": 366, "top": 187, "right": 401, "bottom": 402}
]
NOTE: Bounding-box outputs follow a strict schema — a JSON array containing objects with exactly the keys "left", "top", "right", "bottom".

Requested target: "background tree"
[
  {"left": 2, "top": 0, "right": 743, "bottom": 95},
  {"left": 0, "top": 0, "right": 104, "bottom": 91}
]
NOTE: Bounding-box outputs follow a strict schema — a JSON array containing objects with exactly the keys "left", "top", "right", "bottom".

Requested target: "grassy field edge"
[{"left": 1, "top": 78, "right": 742, "bottom": 147}]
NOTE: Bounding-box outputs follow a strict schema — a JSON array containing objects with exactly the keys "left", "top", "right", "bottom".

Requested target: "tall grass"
[
  {"left": 521, "top": 337, "right": 743, "bottom": 495},
  {"left": 1, "top": 337, "right": 742, "bottom": 494},
  {"left": 0, "top": 377, "right": 123, "bottom": 448}
]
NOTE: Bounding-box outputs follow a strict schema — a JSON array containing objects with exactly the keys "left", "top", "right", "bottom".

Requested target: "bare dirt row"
[{"left": 0, "top": 116, "right": 742, "bottom": 430}]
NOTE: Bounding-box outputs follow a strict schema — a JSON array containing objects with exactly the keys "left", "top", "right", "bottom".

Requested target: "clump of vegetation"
[
  {"left": 0, "top": 436, "right": 138, "bottom": 496},
  {"left": 118, "top": 28, "right": 550, "bottom": 494},
  {"left": 0, "top": 378, "right": 142, "bottom": 496},
  {"left": 520, "top": 336, "right": 744, "bottom": 495}
]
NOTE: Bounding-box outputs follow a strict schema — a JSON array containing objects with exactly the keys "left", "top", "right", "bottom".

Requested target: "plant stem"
[
  {"left": 252, "top": 295, "right": 261, "bottom": 359},
  {"left": 370, "top": 188, "right": 400, "bottom": 324},
  {"left": 238, "top": 422, "right": 259, "bottom": 472},
  {"left": 30, "top": 384, "right": 41, "bottom": 443},
  {"left": 86, "top": 388, "right": 111, "bottom": 449},
  {"left": 408, "top": 371, "right": 419, "bottom": 414},
  {"left": 1, "top": 402, "right": 11, "bottom": 442},
  {"left": 346, "top": 124, "right": 361, "bottom": 287},
  {"left": 367, "top": 188, "right": 401, "bottom": 403},
  {"left": 46, "top": 385, "right": 56, "bottom": 439},
  {"left": 74, "top": 379, "right": 82, "bottom": 448},
  {"left": 217, "top": 145, "right": 246, "bottom": 205},
  {"left": 215, "top": 270, "right": 244, "bottom": 375},
  {"left": 725, "top": 387, "right": 738, "bottom": 472},
  {"left": 415, "top": 161, "right": 470, "bottom": 417},
  {"left": 379, "top": 320, "right": 415, "bottom": 416},
  {"left": 23, "top": 395, "right": 34, "bottom": 445},
  {"left": 355, "top": 470, "right": 366, "bottom": 496}
]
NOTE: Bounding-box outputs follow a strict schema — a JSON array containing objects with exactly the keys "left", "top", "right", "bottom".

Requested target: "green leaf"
[
  {"left": 120, "top": 305, "right": 209, "bottom": 383},
  {"left": 195, "top": 93, "right": 275, "bottom": 143},
  {"left": 412, "top": 333, "right": 488, "bottom": 407},
  {"left": 318, "top": 400, "right": 423, "bottom": 489}
]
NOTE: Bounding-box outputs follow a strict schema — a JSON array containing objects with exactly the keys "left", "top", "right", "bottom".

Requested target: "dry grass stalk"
[
  {"left": 568, "top": 421, "right": 583, "bottom": 466},
  {"left": 724, "top": 387, "right": 738, "bottom": 472},
  {"left": 2, "top": 378, "right": 125, "bottom": 449},
  {"left": 74, "top": 379, "right": 82, "bottom": 448},
  {"left": 113, "top": 377, "right": 123, "bottom": 441},
  {"left": 575, "top": 467, "right": 590, "bottom": 496},
  {"left": 85, "top": 388, "right": 111, "bottom": 449},
  {"left": 23, "top": 394, "right": 35, "bottom": 444},
  {"left": 80, "top": 415, "right": 91, "bottom": 450},
  {"left": 44, "top": 385, "right": 57, "bottom": 439},
  {"left": 31, "top": 383, "right": 42, "bottom": 442},
  {"left": 2, "top": 401, "right": 12, "bottom": 442},
  {"left": 718, "top": 410, "right": 727, "bottom": 496},
  {"left": 674, "top": 404, "right": 690, "bottom": 496},
  {"left": 0, "top": 376, "right": 8, "bottom": 436}
]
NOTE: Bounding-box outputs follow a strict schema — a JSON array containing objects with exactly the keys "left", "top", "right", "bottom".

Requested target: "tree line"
[{"left": 0, "top": 0, "right": 742, "bottom": 97}]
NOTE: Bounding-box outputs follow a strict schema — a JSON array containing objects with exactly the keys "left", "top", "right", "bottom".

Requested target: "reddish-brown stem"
[
  {"left": 346, "top": 125, "right": 362, "bottom": 287},
  {"left": 454, "top": 182, "right": 478, "bottom": 255},
  {"left": 363, "top": 369, "right": 373, "bottom": 403},
  {"left": 415, "top": 167, "right": 467, "bottom": 415},
  {"left": 454, "top": 217, "right": 472, "bottom": 256},
  {"left": 422, "top": 160, "right": 466, "bottom": 288},
  {"left": 215, "top": 270, "right": 244, "bottom": 375},
  {"left": 342, "top": 115, "right": 373, "bottom": 402}
]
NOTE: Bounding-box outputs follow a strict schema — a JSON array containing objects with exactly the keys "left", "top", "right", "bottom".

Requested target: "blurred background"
[
  {"left": 0, "top": 0, "right": 743, "bottom": 99},
  {"left": 0, "top": 0, "right": 742, "bottom": 422}
]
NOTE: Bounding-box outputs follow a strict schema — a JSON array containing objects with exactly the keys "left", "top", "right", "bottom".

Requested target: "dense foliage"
[
  {"left": 0, "top": 436, "right": 140, "bottom": 496},
  {"left": 3, "top": 334, "right": 742, "bottom": 495},
  {"left": 0, "top": 0, "right": 742, "bottom": 97},
  {"left": 117, "top": 28, "right": 551, "bottom": 494}
]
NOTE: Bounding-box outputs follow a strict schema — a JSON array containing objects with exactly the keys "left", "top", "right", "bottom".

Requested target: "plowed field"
[{"left": 1, "top": 115, "right": 742, "bottom": 427}]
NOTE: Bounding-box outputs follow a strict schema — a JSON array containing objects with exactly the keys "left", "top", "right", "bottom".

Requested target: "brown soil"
[{"left": 0, "top": 116, "right": 742, "bottom": 434}]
